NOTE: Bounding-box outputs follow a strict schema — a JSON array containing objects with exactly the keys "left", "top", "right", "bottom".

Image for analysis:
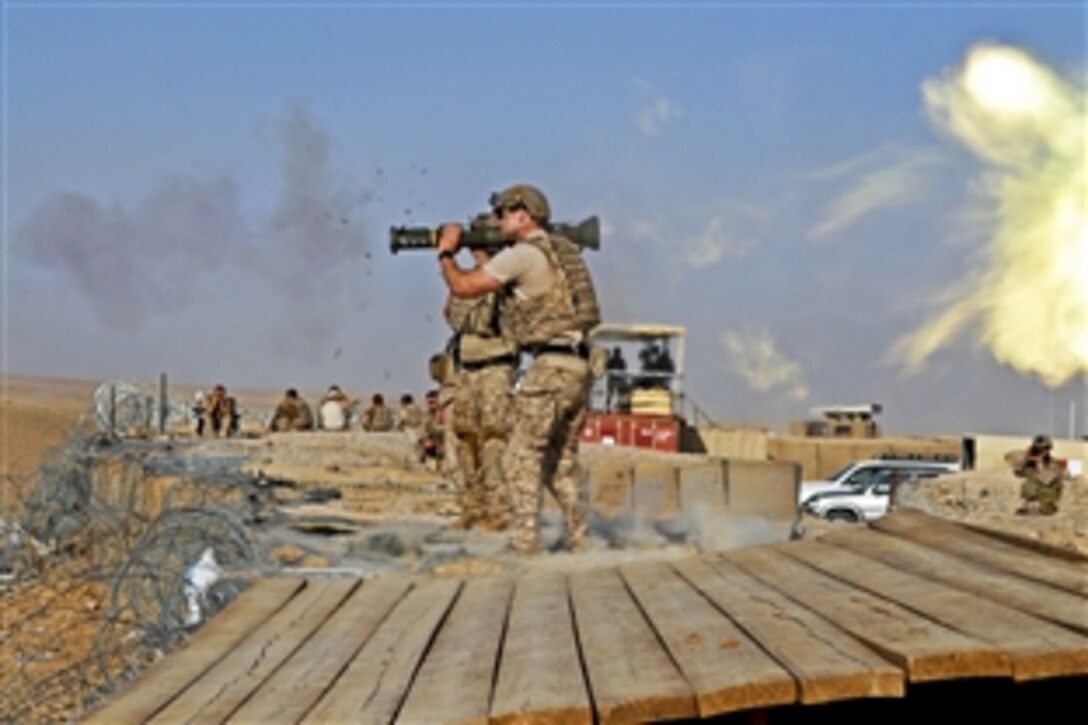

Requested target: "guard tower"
[
  {"left": 790, "top": 403, "right": 883, "bottom": 439},
  {"left": 581, "top": 323, "right": 687, "bottom": 452}
]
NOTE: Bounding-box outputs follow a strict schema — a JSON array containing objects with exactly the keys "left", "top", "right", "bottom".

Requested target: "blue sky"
[{"left": 3, "top": 1, "right": 1086, "bottom": 437}]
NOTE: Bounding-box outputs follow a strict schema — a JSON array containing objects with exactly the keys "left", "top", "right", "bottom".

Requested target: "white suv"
[
  {"left": 797, "top": 459, "right": 960, "bottom": 508},
  {"left": 801, "top": 476, "right": 898, "bottom": 523}
]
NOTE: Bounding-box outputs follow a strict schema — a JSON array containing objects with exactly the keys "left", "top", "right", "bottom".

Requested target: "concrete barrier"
[{"left": 581, "top": 452, "right": 799, "bottom": 525}]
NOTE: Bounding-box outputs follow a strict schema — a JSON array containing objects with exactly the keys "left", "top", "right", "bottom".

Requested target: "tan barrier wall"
[
  {"left": 693, "top": 426, "right": 769, "bottom": 460},
  {"left": 768, "top": 436, "right": 961, "bottom": 480},
  {"left": 582, "top": 449, "right": 799, "bottom": 525},
  {"left": 724, "top": 459, "right": 800, "bottom": 520}
]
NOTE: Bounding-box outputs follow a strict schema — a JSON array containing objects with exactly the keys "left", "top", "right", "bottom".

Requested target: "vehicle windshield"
[
  {"left": 827, "top": 463, "right": 858, "bottom": 482},
  {"left": 842, "top": 467, "right": 882, "bottom": 489}
]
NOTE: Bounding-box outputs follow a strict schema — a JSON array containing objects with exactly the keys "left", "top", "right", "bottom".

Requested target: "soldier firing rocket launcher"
[{"left": 389, "top": 215, "right": 601, "bottom": 254}]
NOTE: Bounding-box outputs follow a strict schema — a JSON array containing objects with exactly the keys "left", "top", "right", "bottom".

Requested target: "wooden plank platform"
[{"left": 88, "top": 511, "right": 1088, "bottom": 724}]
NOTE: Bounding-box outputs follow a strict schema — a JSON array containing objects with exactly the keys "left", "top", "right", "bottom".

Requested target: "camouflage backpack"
[{"left": 549, "top": 233, "right": 601, "bottom": 335}]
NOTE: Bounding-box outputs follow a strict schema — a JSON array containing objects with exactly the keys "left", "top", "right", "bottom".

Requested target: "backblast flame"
[{"left": 892, "top": 43, "right": 1087, "bottom": 387}]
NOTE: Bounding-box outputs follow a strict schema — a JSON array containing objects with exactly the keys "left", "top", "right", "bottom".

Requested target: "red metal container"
[{"left": 580, "top": 412, "right": 680, "bottom": 453}]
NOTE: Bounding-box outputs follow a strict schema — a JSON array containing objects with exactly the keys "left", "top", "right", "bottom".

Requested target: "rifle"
[{"left": 389, "top": 215, "right": 601, "bottom": 254}]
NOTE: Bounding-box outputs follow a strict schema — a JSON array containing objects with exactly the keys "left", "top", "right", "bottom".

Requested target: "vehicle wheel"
[{"left": 825, "top": 510, "right": 859, "bottom": 524}]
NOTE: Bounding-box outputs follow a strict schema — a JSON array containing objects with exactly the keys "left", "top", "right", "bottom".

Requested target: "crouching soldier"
[
  {"left": 204, "top": 384, "right": 239, "bottom": 438},
  {"left": 1005, "top": 434, "right": 1068, "bottom": 516}
]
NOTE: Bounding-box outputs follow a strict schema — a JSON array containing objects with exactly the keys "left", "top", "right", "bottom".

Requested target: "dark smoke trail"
[{"left": 16, "top": 102, "right": 375, "bottom": 350}]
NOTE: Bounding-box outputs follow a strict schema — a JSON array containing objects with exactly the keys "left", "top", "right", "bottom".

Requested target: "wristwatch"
[{"left": 438, "top": 250, "right": 455, "bottom": 261}]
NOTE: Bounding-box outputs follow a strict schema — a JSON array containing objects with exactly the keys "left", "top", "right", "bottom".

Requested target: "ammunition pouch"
[
  {"left": 428, "top": 353, "right": 455, "bottom": 385},
  {"left": 458, "top": 333, "right": 516, "bottom": 364}
]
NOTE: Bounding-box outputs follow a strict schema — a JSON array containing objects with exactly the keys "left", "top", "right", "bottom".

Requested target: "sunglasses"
[{"left": 495, "top": 204, "right": 526, "bottom": 219}]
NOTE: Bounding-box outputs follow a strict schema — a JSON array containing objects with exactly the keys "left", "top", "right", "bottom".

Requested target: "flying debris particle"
[
  {"left": 334, "top": 347, "right": 342, "bottom": 359},
  {"left": 364, "top": 252, "right": 371, "bottom": 260},
  {"left": 340, "top": 218, "right": 349, "bottom": 225},
  {"left": 419, "top": 166, "right": 428, "bottom": 175},
  {"left": 404, "top": 208, "right": 412, "bottom": 216},
  {"left": 382, "top": 369, "right": 391, "bottom": 380}
]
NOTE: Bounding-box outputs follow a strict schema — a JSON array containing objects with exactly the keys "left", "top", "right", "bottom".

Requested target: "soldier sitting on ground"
[
  {"left": 269, "top": 388, "right": 315, "bottom": 432},
  {"left": 204, "top": 384, "right": 239, "bottom": 438},
  {"left": 318, "top": 384, "right": 352, "bottom": 431},
  {"left": 1005, "top": 434, "right": 1069, "bottom": 516},
  {"left": 418, "top": 389, "right": 446, "bottom": 469},
  {"left": 396, "top": 393, "right": 425, "bottom": 434},
  {"left": 362, "top": 393, "right": 395, "bottom": 432}
]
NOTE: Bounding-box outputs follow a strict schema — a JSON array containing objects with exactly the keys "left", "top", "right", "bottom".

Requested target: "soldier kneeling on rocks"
[{"left": 1005, "top": 434, "right": 1068, "bottom": 516}]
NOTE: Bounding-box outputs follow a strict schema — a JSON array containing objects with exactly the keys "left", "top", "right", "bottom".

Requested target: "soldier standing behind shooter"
[
  {"left": 442, "top": 214, "right": 518, "bottom": 531},
  {"left": 1005, "top": 434, "right": 1068, "bottom": 515},
  {"left": 437, "top": 184, "right": 601, "bottom": 554}
]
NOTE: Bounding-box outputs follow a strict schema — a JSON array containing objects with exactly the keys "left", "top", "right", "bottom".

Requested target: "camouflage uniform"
[
  {"left": 398, "top": 401, "right": 425, "bottom": 432},
  {"left": 270, "top": 394, "right": 314, "bottom": 432},
  {"left": 363, "top": 402, "right": 394, "bottom": 432},
  {"left": 446, "top": 294, "right": 517, "bottom": 530},
  {"left": 204, "top": 388, "right": 237, "bottom": 438},
  {"left": 419, "top": 395, "right": 447, "bottom": 470},
  {"left": 1006, "top": 438, "right": 1067, "bottom": 515},
  {"left": 494, "top": 225, "right": 599, "bottom": 554}
]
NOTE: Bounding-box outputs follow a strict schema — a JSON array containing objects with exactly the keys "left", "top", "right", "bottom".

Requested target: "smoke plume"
[
  {"left": 890, "top": 43, "right": 1087, "bottom": 387},
  {"left": 16, "top": 102, "right": 373, "bottom": 348}
]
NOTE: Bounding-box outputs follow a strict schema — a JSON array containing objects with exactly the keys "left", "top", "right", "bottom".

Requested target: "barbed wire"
[{"left": 0, "top": 428, "right": 260, "bottom": 723}]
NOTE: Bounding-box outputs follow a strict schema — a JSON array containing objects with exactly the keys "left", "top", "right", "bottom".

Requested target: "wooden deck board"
[
  {"left": 569, "top": 568, "right": 696, "bottom": 724},
  {"left": 873, "top": 510, "right": 1088, "bottom": 595},
  {"left": 396, "top": 577, "right": 515, "bottom": 725},
  {"left": 619, "top": 560, "right": 796, "bottom": 717},
  {"left": 783, "top": 541, "right": 1088, "bottom": 681},
  {"left": 724, "top": 546, "right": 1012, "bottom": 682},
  {"left": 147, "top": 578, "right": 358, "bottom": 723},
  {"left": 675, "top": 556, "right": 904, "bottom": 704},
  {"left": 228, "top": 575, "right": 415, "bottom": 722},
  {"left": 89, "top": 511, "right": 1088, "bottom": 723},
  {"left": 301, "top": 577, "right": 461, "bottom": 724},
  {"left": 489, "top": 572, "right": 593, "bottom": 725},
  {"left": 84, "top": 577, "right": 306, "bottom": 724},
  {"left": 821, "top": 525, "right": 1088, "bottom": 635}
]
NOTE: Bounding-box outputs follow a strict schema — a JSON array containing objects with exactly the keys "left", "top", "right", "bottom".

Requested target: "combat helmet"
[
  {"left": 1031, "top": 434, "right": 1053, "bottom": 452},
  {"left": 489, "top": 184, "right": 551, "bottom": 224}
]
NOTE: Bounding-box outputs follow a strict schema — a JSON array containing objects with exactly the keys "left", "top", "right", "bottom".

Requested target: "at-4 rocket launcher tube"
[{"left": 389, "top": 216, "right": 601, "bottom": 254}]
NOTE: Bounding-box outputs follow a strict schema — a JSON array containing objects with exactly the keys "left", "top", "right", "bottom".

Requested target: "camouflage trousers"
[
  {"left": 504, "top": 357, "right": 591, "bottom": 554},
  {"left": 450, "top": 363, "right": 515, "bottom": 529},
  {"left": 1020, "top": 478, "right": 1063, "bottom": 515}
]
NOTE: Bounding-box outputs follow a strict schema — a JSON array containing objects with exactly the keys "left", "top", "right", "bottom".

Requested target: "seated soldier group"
[{"left": 193, "top": 383, "right": 440, "bottom": 445}]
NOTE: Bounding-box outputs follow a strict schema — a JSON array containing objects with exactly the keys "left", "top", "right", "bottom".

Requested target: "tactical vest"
[
  {"left": 503, "top": 232, "right": 601, "bottom": 346},
  {"left": 446, "top": 293, "right": 517, "bottom": 363}
]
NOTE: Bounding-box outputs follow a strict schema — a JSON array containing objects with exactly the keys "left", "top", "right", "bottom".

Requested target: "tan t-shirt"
[{"left": 483, "top": 236, "right": 556, "bottom": 300}]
